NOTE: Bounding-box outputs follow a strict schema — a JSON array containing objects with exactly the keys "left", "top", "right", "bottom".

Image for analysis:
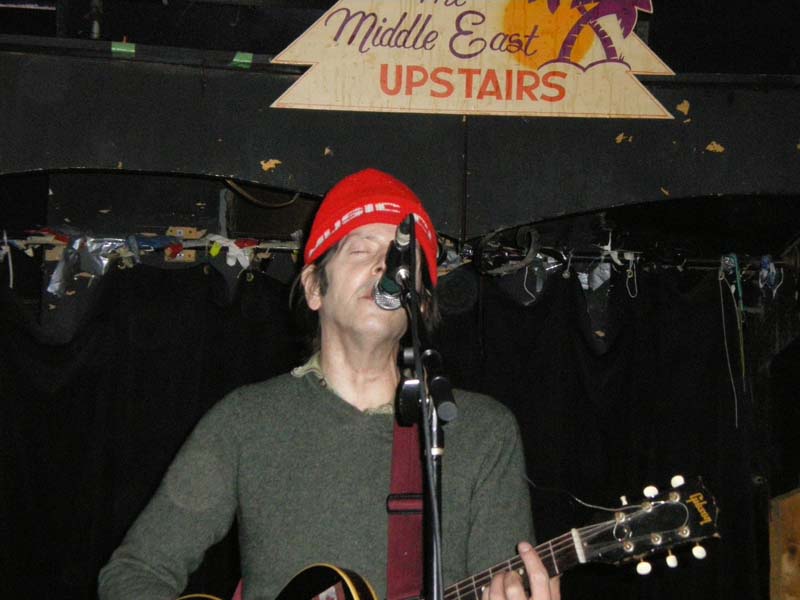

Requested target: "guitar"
[{"left": 272, "top": 476, "right": 719, "bottom": 600}]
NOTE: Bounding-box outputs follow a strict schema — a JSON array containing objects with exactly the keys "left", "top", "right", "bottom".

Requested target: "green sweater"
[{"left": 98, "top": 371, "right": 534, "bottom": 600}]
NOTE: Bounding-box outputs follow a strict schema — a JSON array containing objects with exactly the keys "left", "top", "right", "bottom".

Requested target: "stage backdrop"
[{"left": 0, "top": 257, "right": 770, "bottom": 599}]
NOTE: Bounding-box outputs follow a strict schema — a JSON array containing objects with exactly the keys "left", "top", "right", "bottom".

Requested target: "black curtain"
[
  {"left": 437, "top": 267, "right": 766, "bottom": 599},
  {"left": 1, "top": 262, "right": 302, "bottom": 599},
  {"left": 1, "top": 260, "right": 770, "bottom": 599}
]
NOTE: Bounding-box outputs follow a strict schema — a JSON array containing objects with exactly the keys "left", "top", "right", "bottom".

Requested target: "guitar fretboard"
[{"left": 442, "top": 531, "right": 581, "bottom": 600}]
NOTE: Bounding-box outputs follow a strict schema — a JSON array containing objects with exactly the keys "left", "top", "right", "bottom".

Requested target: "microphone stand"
[{"left": 394, "top": 217, "right": 457, "bottom": 600}]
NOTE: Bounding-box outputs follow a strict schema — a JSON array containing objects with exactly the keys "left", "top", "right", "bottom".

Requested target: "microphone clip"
[{"left": 373, "top": 214, "right": 416, "bottom": 311}]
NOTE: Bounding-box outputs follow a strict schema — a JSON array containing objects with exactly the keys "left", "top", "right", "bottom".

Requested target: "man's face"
[{"left": 307, "top": 222, "right": 408, "bottom": 345}]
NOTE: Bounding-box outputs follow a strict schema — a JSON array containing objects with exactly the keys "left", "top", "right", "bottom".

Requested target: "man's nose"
[{"left": 373, "top": 253, "right": 386, "bottom": 275}]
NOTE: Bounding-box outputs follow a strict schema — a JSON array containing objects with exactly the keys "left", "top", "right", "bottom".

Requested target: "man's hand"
[{"left": 481, "top": 542, "right": 561, "bottom": 600}]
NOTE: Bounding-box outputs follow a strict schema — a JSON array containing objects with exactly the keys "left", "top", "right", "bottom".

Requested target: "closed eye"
[{"left": 341, "top": 232, "right": 387, "bottom": 257}]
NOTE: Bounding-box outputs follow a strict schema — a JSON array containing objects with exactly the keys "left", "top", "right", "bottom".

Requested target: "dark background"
[
  {"left": 2, "top": 246, "right": 796, "bottom": 599},
  {"left": 1, "top": 1, "right": 799, "bottom": 599},
  {"left": 3, "top": 0, "right": 800, "bottom": 76}
]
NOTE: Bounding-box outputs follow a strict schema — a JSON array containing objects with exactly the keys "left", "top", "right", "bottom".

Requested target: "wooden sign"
[{"left": 272, "top": 0, "right": 674, "bottom": 119}]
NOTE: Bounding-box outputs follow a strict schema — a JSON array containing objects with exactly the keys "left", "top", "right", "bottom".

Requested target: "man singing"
[{"left": 99, "top": 168, "right": 559, "bottom": 600}]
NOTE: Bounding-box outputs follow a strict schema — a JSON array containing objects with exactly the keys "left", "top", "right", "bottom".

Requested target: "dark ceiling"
[{"left": 2, "top": 0, "right": 799, "bottom": 75}]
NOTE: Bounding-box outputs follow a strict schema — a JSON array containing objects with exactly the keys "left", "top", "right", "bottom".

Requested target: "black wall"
[{"left": 2, "top": 243, "right": 794, "bottom": 599}]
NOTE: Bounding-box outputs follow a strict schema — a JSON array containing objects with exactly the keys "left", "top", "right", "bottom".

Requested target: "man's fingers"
[
  {"left": 519, "top": 541, "right": 554, "bottom": 600},
  {"left": 481, "top": 542, "right": 562, "bottom": 600},
  {"left": 481, "top": 571, "right": 500, "bottom": 600},
  {"left": 482, "top": 570, "right": 528, "bottom": 600},
  {"left": 549, "top": 575, "right": 561, "bottom": 600},
  {"left": 503, "top": 570, "right": 530, "bottom": 600}
]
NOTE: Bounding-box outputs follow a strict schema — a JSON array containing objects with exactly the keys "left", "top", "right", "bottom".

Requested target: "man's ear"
[{"left": 301, "top": 265, "right": 322, "bottom": 311}]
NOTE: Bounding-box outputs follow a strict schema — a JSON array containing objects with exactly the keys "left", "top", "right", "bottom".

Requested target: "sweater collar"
[{"left": 292, "top": 353, "right": 394, "bottom": 415}]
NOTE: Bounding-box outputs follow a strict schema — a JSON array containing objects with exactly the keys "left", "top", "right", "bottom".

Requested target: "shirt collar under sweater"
[{"left": 291, "top": 352, "right": 395, "bottom": 415}]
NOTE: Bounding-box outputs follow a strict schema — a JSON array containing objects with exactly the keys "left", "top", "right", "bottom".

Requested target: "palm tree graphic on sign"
[{"left": 537, "top": 0, "right": 653, "bottom": 63}]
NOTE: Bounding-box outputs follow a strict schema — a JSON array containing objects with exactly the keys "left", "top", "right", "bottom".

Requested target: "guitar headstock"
[{"left": 577, "top": 476, "right": 719, "bottom": 573}]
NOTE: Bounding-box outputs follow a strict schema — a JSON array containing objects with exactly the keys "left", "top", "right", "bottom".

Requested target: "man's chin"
[{"left": 356, "top": 314, "right": 407, "bottom": 338}]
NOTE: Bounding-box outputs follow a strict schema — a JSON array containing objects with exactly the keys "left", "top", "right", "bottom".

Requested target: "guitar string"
[
  {"left": 523, "top": 473, "right": 628, "bottom": 513},
  {"left": 442, "top": 516, "right": 677, "bottom": 600},
  {"left": 187, "top": 500, "right": 693, "bottom": 600},
  {"left": 177, "top": 526, "right": 602, "bottom": 600},
  {"left": 178, "top": 483, "right": 698, "bottom": 600},
  {"left": 444, "top": 552, "right": 566, "bottom": 600},
  {"left": 443, "top": 525, "right": 605, "bottom": 599},
  {"left": 446, "top": 525, "right": 700, "bottom": 600},
  {"left": 178, "top": 515, "right": 689, "bottom": 600}
]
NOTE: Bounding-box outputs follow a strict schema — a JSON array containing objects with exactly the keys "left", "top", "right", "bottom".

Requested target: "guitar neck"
[
  {"left": 443, "top": 531, "right": 581, "bottom": 600},
  {"left": 276, "top": 478, "right": 715, "bottom": 600}
]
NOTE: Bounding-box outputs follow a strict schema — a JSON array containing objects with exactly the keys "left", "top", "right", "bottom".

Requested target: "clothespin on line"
[
  {"left": 597, "top": 230, "right": 623, "bottom": 266},
  {"left": 597, "top": 231, "right": 643, "bottom": 267}
]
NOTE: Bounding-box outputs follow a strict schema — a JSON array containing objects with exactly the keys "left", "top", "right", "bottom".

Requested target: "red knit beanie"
[{"left": 304, "top": 169, "right": 439, "bottom": 286}]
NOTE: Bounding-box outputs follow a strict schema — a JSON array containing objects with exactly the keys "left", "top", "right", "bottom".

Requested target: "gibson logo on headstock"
[{"left": 687, "top": 492, "right": 713, "bottom": 526}]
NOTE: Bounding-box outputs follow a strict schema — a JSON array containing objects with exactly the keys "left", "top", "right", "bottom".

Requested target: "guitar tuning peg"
[
  {"left": 666, "top": 551, "right": 678, "bottom": 568},
  {"left": 670, "top": 475, "right": 686, "bottom": 488},
  {"left": 643, "top": 485, "right": 659, "bottom": 498},
  {"left": 636, "top": 560, "right": 653, "bottom": 576},
  {"left": 691, "top": 544, "right": 707, "bottom": 560}
]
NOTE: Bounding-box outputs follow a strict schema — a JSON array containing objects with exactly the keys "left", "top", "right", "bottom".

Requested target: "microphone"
[{"left": 373, "top": 215, "right": 414, "bottom": 311}]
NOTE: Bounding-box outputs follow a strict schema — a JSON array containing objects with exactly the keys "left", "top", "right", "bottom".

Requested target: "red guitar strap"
[{"left": 386, "top": 420, "right": 424, "bottom": 600}]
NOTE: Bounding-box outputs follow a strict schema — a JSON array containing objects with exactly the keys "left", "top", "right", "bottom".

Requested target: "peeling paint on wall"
[
  {"left": 260, "top": 159, "right": 282, "bottom": 172},
  {"left": 615, "top": 133, "right": 634, "bottom": 144},
  {"left": 676, "top": 100, "right": 691, "bottom": 116},
  {"left": 706, "top": 141, "right": 726, "bottom": 153}
]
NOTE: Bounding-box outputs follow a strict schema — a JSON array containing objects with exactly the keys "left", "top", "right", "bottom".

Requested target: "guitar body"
[{"left": 276, "top": 564, "right": 379, "bottom": 600}]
